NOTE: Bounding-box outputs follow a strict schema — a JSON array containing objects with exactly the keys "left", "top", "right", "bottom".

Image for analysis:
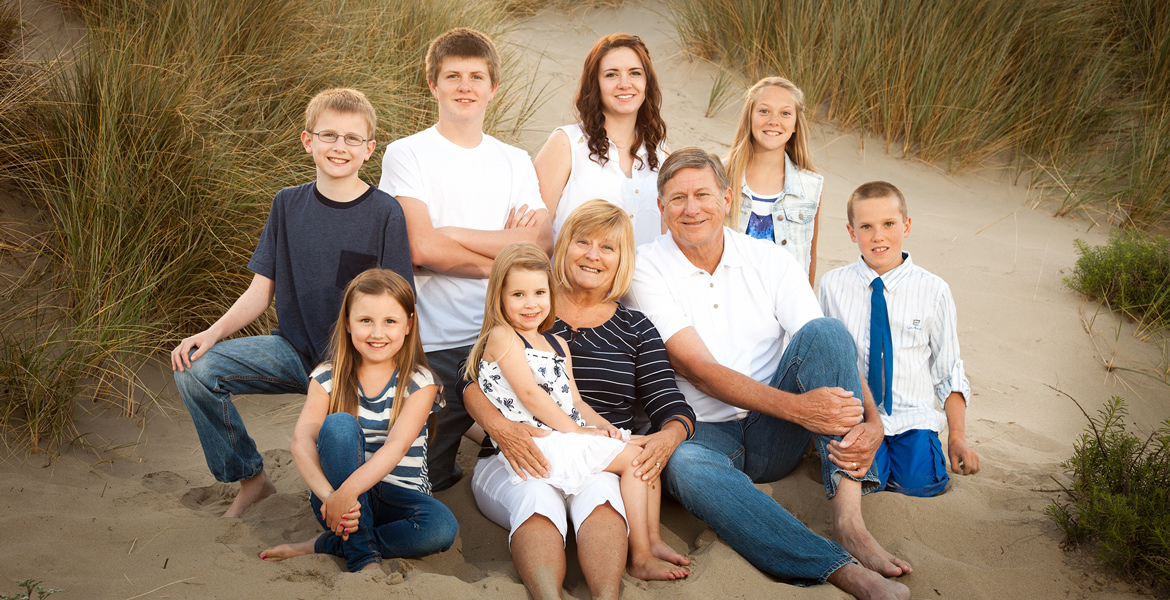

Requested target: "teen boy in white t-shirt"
[{"left": 379, "top": 28, "right": 552, "bottom": 492}]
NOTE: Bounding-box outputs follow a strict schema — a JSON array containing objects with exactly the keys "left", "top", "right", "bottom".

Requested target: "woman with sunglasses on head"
[{"left": 534, "top": 34, "right": 668, "bottom": 248}]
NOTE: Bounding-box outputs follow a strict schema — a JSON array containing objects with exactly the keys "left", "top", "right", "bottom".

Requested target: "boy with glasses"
[{"left": 172, "top": 88, "right": 414, "bottom": 517}]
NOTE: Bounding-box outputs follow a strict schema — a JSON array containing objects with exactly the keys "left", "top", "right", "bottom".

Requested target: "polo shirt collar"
[
  {"left": 854, "top": 252, "right": 914, "bottom": 291},
  {"left": 661, "top": 228, "right": 743, "bottom": 276}
]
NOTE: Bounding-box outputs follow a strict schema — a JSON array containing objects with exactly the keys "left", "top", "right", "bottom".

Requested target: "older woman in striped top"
[{"left": 464, "top": 200, "right": 695, "bottom": 600}]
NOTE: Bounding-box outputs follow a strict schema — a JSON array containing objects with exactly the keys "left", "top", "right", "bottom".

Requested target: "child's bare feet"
[
  {"left": 627, "top": 555, "right": 690, "bottom": 581},
  {"left": 359, "top": 562, "right": 382, "bottom": 572},
  {"left": 260, "top": 534, "right": 321, "bottom": 562},
  {"left": 223, "top": 470, "right": 276, "bottom": 518},
  {"left": 650, "top": 540, "right": 691, "bottom": 566}
]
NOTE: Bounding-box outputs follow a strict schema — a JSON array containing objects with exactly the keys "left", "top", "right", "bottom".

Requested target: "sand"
[{"left": 2, "top": 2, "right": 1168, "bottom": 599}]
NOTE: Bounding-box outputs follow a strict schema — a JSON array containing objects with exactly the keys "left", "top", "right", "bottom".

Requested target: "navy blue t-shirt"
[{"left": 248, "top": 182, "right": 414, "bottom": 373}]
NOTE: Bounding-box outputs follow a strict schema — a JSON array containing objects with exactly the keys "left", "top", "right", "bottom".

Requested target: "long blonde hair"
[
  {"left": 325, "top": 268, "right": 427, "bottom": 427},
  {"left": 464, "top": 242, "right": 557, "bottom": 382},
  {"left": 725, "top": 77, "right": 816, "bottom": 229}
]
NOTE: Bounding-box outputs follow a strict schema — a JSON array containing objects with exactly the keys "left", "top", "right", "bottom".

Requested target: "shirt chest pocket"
[{"left": 774, "top": 199, "right": 818, "bottom": 244}]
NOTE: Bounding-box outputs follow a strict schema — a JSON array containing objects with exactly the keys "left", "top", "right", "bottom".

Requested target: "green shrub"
[
  {"left": 1067, "top": 233, "right": 1170, "bottom": 333},
  {"left": 1048, "top": 396, "right": 1170, "bottom": 589}
]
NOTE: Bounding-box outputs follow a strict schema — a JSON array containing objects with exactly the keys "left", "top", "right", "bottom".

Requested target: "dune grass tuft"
[
  {"left": 1048, "top": 395, "right": 1170, "bottom": 590},
  {"left": 0, "top": 0, "right": 533, "bottom": 450},
  {"left": 668, "top": 0, "right": 1170, "bottom": 229}
]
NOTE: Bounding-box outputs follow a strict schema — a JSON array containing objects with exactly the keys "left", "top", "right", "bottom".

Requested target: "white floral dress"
[{"left": 479, "top": 331, "right": 627, "bottom": 495}]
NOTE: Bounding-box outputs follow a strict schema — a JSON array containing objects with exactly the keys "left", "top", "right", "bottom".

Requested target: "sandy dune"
[{"left": 2, "top": 2, "right": 1167, "bottom": 599}]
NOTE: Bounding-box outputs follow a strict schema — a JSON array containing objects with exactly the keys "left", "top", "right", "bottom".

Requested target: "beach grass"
[
  {"left": 0, "top": 0, "right": 533, "bottom": 450},
  {"left": 667, "top": 0, "right": 1169, "bottom": 229}
]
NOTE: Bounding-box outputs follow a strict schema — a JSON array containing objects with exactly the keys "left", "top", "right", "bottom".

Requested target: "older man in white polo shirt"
[{"left": 626, "top": 147, "right": 910, "bottom": 600}]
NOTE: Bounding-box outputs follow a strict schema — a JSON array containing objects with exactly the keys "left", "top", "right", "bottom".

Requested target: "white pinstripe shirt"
[{"left": 818, "top": 254, "right": 970, "bottom": 436}]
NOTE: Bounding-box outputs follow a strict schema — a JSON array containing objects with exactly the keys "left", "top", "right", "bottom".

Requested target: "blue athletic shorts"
[{"left": 873, "top": 428, "right": 949, "bottom": 497}]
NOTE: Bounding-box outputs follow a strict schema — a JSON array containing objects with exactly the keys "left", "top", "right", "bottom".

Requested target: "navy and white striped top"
[
  {"left": 310, "top": 363, "right": 442, "bottom": 494},
  {"left": 547, "top": 304, "right": 695, "bottom": 433}
]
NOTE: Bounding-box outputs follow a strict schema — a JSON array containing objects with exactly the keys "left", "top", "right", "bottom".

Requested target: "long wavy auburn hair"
[{"left": 574, "top": 33, "right": 666, "bottom": 172}]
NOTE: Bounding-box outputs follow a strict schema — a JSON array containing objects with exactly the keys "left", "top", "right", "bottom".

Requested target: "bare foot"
[
  {"left": 260, "top": 534, "right": 321, "bottom": 562},
  {"left": 828, "top": 563, "right": 910, "bottom": 600},
  {"left": 627, "top": 555, "right": 690, "bottom": 581},
  {"left": 650, "top": 540, "right": 691, "bottom": 566},
  {"left": 223, "top": 470, "right": 276, "bottom": 518},
  {"left": 835, "top": 515, "right": 911, "bottom": 577},
  {"left": 359, "top": 562, "right": 382, "bottom": 572}
]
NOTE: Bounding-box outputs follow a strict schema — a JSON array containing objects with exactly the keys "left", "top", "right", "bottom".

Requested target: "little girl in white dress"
[{"left": 464, "top": 242, "right": 689, "bottom": 581}]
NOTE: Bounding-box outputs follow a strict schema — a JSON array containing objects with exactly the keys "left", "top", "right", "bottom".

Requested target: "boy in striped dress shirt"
[{"left": 819, "top": 181, "right": 980, "bottom": 497}]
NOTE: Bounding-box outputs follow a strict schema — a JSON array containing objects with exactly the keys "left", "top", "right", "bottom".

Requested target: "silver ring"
[{"left": 655, "top": 462, "right": 661, "bottom": 468}]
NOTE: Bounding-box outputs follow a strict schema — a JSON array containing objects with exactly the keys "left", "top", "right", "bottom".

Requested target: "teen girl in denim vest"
[{"left": 725, "top": 77, "right": 824, "bottom": 287}]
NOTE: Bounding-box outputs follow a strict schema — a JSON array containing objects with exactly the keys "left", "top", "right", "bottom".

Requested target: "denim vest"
[{"left": 736, "top": 153, "right": 824, "bottom": 274}]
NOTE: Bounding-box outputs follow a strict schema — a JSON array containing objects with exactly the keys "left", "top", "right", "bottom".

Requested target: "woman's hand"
[
  {"left": 627, "top": 422, "right": 687, "bottom": 484},
  {"left": 493, "top": 420, "right": 552, "bottom": 480}
]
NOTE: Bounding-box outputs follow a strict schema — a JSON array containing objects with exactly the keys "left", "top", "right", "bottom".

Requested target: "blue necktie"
[{"left": 869, "top": 277, "right": 894, "bottom": 415}]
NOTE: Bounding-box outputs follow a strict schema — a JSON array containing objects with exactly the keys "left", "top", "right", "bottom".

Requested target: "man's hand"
[
  {"left": 827, "top": 418, "right": 883, "bottom": 479},
  {"left": 948, "top": 435, "right": 980, "bottom": 475},
  {"left": 794, "top": 387, "right": 864, "bottom": 436},
  {"left": 491, "top": 419, "right": 551, "bottom": 480}
]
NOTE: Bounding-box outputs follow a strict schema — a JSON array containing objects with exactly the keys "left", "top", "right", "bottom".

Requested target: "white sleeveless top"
[{"left": 551, "top": 124, "right": 667, "bottom": 248}]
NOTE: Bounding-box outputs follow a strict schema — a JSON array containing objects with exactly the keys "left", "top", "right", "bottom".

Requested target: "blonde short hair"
[
  {"left": 552, "top": 200, "right": 635, "bottom": 302},
  {"left": 846, "top": 181, "right": 908, "bottom": 224},
  {"left": 304, "top": 88, "right": 376, "bottom": 138}
]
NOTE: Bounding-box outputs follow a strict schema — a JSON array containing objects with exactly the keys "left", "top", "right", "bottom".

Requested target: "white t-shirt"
[
  {"left": 379, "top": 126, "right": 541, "bottom": 352},
  {"left": 551, "top": 124, "right": 666, "bottom": 248},
  {"left": 625, "top": 230, "right": 822, "bottom": 422}
]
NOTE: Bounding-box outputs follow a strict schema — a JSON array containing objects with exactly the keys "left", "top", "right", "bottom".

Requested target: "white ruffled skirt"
[{"left": 498, "top": 429, "right": 628, "bottom": 496}]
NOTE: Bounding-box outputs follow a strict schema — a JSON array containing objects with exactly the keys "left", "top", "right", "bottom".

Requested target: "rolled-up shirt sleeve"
[{"left": 930, "top": 283, "right": 970, "bottom": 409}]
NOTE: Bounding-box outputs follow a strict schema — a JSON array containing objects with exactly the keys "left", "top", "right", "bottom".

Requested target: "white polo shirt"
[{"left": 626, "top": 229, "right": 822, "bottom": 423}]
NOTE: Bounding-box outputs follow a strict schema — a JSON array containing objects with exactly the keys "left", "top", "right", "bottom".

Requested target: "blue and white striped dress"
[{"left": 310, "top": 364, "right": 443, "bottom": 495}]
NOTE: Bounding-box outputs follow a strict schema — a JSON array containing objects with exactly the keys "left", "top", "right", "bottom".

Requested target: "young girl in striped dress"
[{"left": 261, "top": 268, "right": 457, "bottom": 572}]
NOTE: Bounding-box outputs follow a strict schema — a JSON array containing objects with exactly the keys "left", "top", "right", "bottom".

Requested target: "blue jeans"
[
  {"left": 424, "top": 345, "right": 474, "bottom": 492},
  {"left": 174, "top": 335, "right": 308, "bottom": 482},
  {"left": 663, "top": 318, "right": 879, "bottom": 584},
  {"left": 311, "top": 413, "right": 458, "bottom": 571}
]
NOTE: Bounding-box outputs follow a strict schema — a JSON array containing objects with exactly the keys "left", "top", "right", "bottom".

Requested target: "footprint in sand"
[
  {"left": 181, "top": 481, "right": 237, "bottom": 513},
  {"left": 141, "top": 470, "right": 190, "bottom": 495}
]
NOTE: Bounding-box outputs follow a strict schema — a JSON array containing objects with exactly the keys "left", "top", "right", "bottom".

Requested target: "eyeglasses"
[{"left": 307, "top": 131, "right": 370, "bottom": 146}]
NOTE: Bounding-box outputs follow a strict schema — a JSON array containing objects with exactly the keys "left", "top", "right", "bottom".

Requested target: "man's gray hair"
[{"left": 656, "top": 146, "right": 730, "bottom": 197}]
